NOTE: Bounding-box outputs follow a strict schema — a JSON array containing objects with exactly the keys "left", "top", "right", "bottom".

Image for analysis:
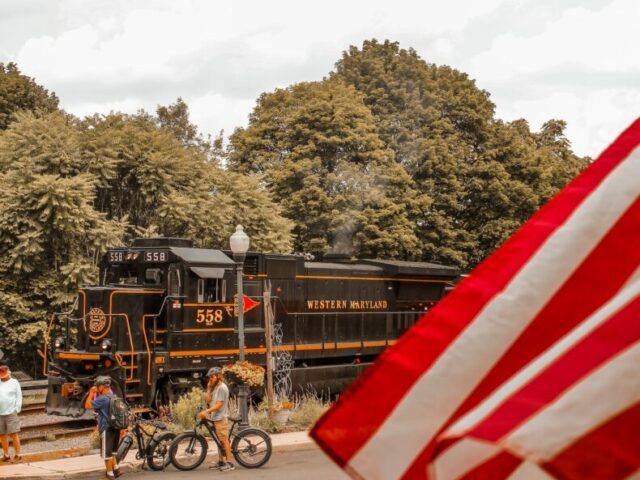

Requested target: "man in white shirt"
[
  {"left": 0, "top": 364, "right": 22, "bottom": 462},
  {"left": 198, "top": 367, "right": 234, "bottom": 472}
]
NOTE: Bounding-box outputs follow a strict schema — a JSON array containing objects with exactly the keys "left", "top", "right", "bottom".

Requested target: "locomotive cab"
[{"left": 44, "top": 238, "right": 237, "bottom": 416}]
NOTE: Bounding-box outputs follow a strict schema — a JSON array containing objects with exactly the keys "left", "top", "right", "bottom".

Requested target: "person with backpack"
[{"left": 85, "top": 376, "right": 124, "bottom": 479}]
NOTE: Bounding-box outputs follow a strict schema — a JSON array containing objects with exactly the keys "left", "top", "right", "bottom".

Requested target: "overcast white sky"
[{"left": 1, "top": 0, "right": 638, "bottom": 157}]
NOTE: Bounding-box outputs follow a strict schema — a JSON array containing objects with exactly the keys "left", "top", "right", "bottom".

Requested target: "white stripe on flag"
[
  {"left": 347, "top": 147, "right": 640, "bottom": 480},
  {"left": 429, "top": 438, "right": 501, "bottom": 480},
  {"left": 443, "top": 277, "right": 640, "bottom": 438},
  {"left": 623, "top": 264, "right": 640, "bottom": 289},
  {"left": 504, "top": 331, "right": 640, "bottom": 461}
]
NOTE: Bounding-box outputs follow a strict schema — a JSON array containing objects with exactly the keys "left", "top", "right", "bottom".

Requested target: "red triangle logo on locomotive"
[{"left": 234, "top": 294, "right": 260, "bottom": 314}]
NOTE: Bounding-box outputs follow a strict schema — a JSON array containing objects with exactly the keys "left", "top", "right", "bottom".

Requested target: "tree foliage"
[
  {"left": 0, "top": 111, "right": 126, "bottom": 365},
  {"left": 331, "top": 40, "right": 589, "bottom": 266},
  {"left": 0, "top": 62, "right": 59, "bottom": 130},
  {"left": 229, "top": 80, "right": 421, "bottom": 258}
]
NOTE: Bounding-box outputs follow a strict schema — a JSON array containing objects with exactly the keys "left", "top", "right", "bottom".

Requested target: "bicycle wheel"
[
  {"left": 147, "top": 432, "right": 176, "bottom": 471},
  {"left": 231, "top": 428, "right": 272, "bottom": 468},
  {"left": 169, "top": 432, "right": 208, "bottom": 471}
]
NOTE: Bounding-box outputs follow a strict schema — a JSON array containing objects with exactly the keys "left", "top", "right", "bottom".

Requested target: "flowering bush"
[
  {"left": 222, "top": 361, "right": 265, "bottom": 387},
  {"left": 257, "top": 395, "right": 294, "bottom": 412}
]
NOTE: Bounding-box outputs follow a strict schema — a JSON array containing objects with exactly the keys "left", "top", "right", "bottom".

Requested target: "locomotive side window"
[
  {"left": 202, "top": 279, "right": 220, "bottom": 302},
  {"left": 145, "top": 268, "right": 163, "bottom": 285},
  {"left": 189, "top": 267, "right": 227, "bottom": 303},
  {"left": 105, "top": 265, "right": 138, "bottom": 285},
  {"left": 197, "top": 279, "right": 204, "bottom": 302},
  {"left": 189, "top": 275, "right": 221, "bottom": 303},
  {"left": 168, "top": 267, "right": 181, "bottom": 296}
]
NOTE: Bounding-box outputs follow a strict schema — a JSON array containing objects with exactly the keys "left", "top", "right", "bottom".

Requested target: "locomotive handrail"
[
  {"left": 93, "top": 313, "right": 135, "bottom": 380},
  {"left": 107, "top": 289, "right": 164, "bottom": 382},
  {"left": 42, "top": 296, "right": 80, "bottom": 376},
  {"left": 141, "top": 295, "right": 177, "bottom": 386}
]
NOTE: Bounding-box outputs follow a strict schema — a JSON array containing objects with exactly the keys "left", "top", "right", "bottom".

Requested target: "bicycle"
[
  {"left": 115, "top": 412, "right": 176, "bottom": 471},
  {"left": 168, "top": 413, "right": 272, "bottom": 470}
]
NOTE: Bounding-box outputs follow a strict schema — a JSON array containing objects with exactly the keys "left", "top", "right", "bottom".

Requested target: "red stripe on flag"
[
  {"left": 311, "top": 119, "right": 640, "bottom": 471},
  {"left": 543, "top": 401, "right": 640, "bottom": 479},
  {"left": 470, "top": 294, "right": 640, "bottom": 441},
  {"left": 459, "top": 451, "right": 521, "bottom": 480}
]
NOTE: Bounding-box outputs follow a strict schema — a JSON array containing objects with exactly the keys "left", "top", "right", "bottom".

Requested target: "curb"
[{"left": 6, "top": 438, "right": 317, "bottom": 479}]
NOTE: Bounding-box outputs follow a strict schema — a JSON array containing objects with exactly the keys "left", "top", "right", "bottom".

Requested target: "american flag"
[{"left": 311, "top": 119, "right": 640, "bottom": 480}]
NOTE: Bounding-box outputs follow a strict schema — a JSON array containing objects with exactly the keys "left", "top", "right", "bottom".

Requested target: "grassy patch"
[{"left": 250, "top": 392, "right": 330, "bottom": 433}]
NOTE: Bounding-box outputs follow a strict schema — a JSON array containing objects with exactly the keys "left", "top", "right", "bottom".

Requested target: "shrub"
[
  {"left": 289, "top": 392, "right": 330, "bottom": 428},
  {"left": 249, "top": 407, "right": 280, "bottom": 433},
  {"left": 249, "top": 391, "right": 330, "bottom": 432},
  {"left": 171, "top": 387, "right": 206, "bottom": 430}
]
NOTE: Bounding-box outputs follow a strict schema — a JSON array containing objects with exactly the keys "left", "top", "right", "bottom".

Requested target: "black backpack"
[{"left": 108, "top": 395, "right": 130, "bottom": 430}]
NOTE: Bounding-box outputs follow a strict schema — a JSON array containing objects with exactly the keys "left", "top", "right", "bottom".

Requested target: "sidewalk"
[{"left": 0, "top": 431, "right": 315, "bottom": 480}]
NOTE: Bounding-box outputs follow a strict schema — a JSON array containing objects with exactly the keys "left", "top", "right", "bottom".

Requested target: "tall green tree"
[
  {"left": 229, "top": 80, "right": 422, "bottom": 258},
  {"left": 0, "top": 63, "right": 59, "bottom": 130},
  {"left": 0, "top": 111, "right": 126, "bottom": 366},
  {"left": 332, "top": 39, "right": 589, "bottom": 267},
  {"left": 81, "top": 109, "right": 293, "bottom": 252}
]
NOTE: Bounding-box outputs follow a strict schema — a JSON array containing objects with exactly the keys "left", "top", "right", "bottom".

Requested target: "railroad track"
[
  {"left": 21, "top": 402, "right": 46, "bottom": 416},
  {"left": 6, "top": 380, "right": 96, "bottom": 446},
  {"left": 21, "top": 418, "right": 96, "bottom": 445}
]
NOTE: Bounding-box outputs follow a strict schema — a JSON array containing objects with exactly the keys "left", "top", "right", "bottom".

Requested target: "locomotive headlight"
[
  {"left": 53, "top": 336, "right": 65, "bottom": 350},
  {"left": 101, "top": 338, "right": 113, "bottom": 352}
]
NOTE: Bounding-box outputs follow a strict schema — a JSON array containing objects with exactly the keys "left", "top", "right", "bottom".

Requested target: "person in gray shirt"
[{"left": 199, "top": 367, "right": 234, "bottom": 471}]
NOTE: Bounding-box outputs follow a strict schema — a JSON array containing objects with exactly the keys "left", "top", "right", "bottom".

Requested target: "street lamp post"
[{"left": 230, "top": 225, "right": 250, "bottom": 427}]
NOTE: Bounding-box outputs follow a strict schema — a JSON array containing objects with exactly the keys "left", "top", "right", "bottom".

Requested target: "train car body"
[{"left": 44, "top": 238, "right": 458, "bottom": 417}]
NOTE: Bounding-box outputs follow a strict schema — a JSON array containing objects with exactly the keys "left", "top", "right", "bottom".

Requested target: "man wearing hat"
[
  {"left": 198, "top": 367, "right": 234, "bottom": 472},
  {"left": 84, "top": 376, "right": 121, "bottom": 479},
  {"left": 0, "top": 363, "right": 22, "bottom": 462}
]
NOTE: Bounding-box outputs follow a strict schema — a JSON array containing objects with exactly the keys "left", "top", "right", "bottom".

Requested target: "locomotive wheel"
[{"left": 153, "top": 379, "right": 174, "bottom": 412}]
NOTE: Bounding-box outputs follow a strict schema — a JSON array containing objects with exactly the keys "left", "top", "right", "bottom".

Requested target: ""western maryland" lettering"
[{"left": 306, "top": 299, "right": 388, "bottom": 310}]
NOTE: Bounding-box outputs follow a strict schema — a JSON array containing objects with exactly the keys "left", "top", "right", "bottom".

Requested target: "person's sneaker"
[
  {"left": 219, "top": 462, "right": 235, "bottom": 472},
  {"left": 113, "top": 468, "right": 122, "bottom": 478},
  {"left": 209, "top": 461, "right": 225, "bottom": 470}
]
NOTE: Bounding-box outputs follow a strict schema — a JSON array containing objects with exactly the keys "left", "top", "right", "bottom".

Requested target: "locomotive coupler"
[{"left": 61, "top": 381, "right": 83, "bottom": 399}]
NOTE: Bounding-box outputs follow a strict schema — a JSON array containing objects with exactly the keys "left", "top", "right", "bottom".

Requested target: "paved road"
[{"left": 129, "top": 446, "right": 349, "bottom": 480}]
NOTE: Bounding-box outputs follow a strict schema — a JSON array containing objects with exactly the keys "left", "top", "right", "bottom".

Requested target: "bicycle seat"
[
  {"left": 152, "top": 420, "right": 167, "bottom": 429},
  {"left": 228, "top": 415, "right": 241, "bottom": 422}
]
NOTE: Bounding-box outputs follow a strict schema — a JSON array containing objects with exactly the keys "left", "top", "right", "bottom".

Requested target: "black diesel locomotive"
[{"left": 44, "top": 238, "right": 458, "bottom": 417}]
